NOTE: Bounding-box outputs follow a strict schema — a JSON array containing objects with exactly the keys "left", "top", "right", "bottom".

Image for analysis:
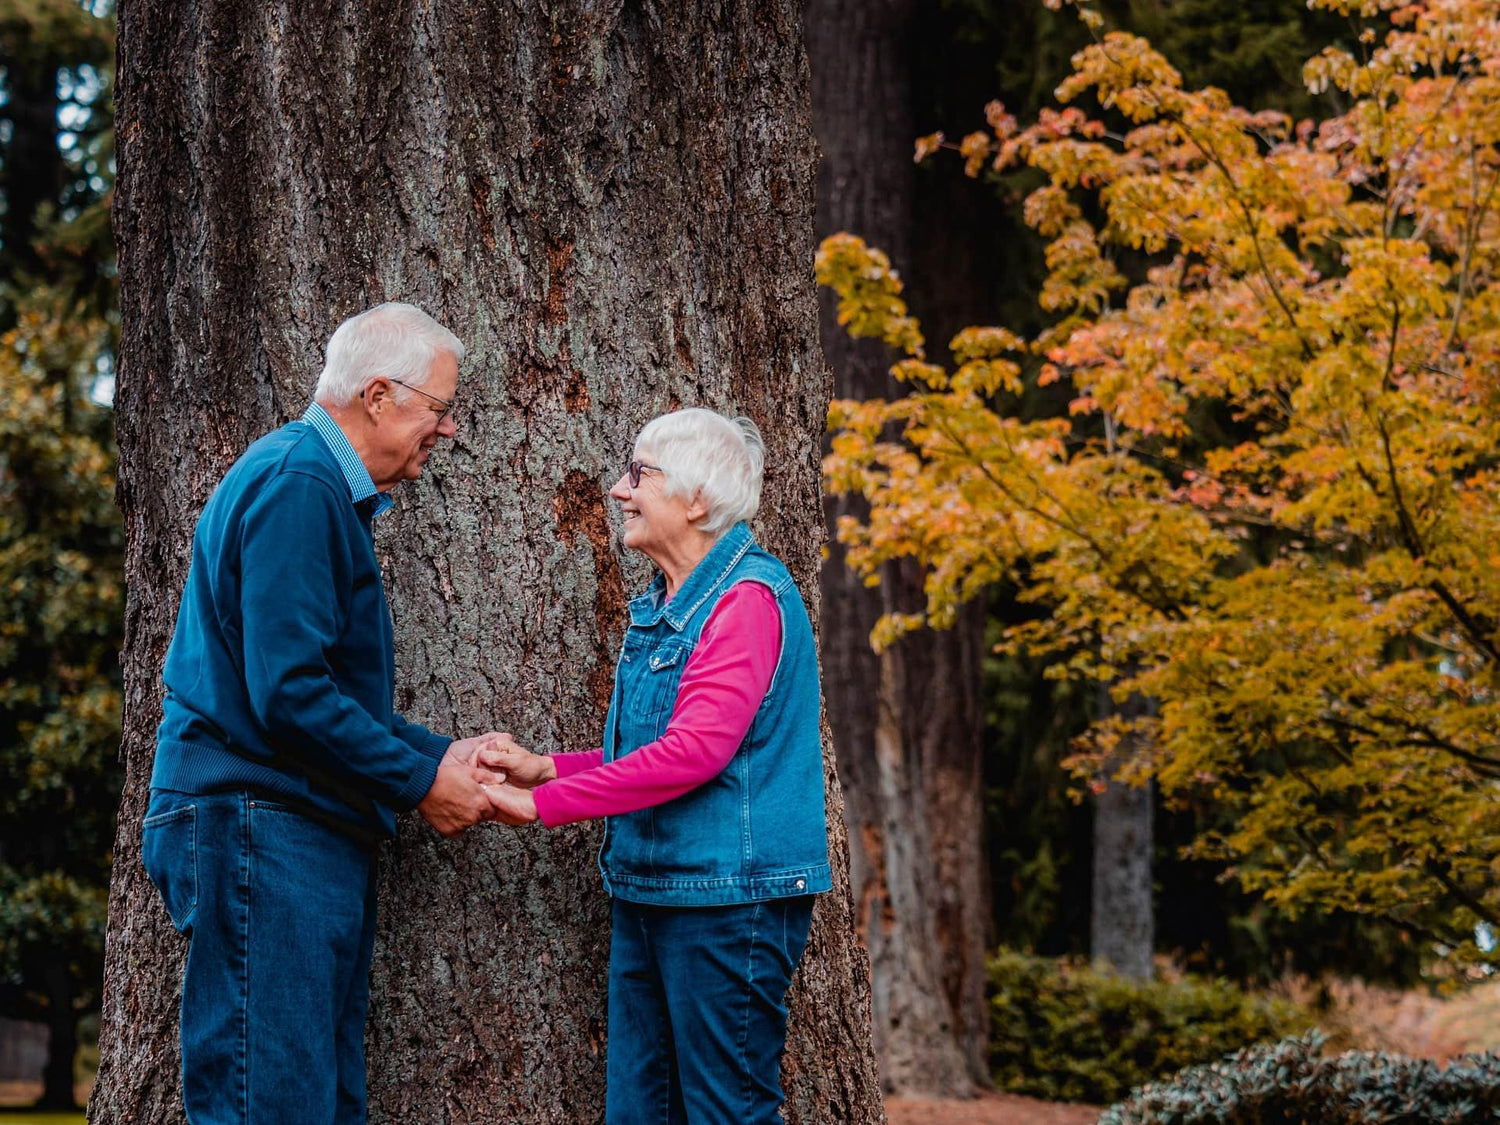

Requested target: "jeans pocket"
[{"left": 142, "top": 804, "right": 198, "bottom": 934}]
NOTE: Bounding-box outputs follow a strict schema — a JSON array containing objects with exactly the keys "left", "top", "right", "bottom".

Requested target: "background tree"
[
  {"left": 820, "top": 0, "right": 1500, "bottom": 971},
  {"left": 0, "top": 290, "right": 119, "bottom": 1111},
  {"left": 0, "top": 0, "right": 113, "bottom": 292},
  {"left": 928, "top": 0, "right": 1353, "bottom": 986},
  {"left": 807, "top": 0, "right": 1365, "bottom": 1005},
  {"left": 90, "top": 2, "right": 884, "bottom": 1122},
  {"left": 0, "top": 0, "right": 117, "bottom": 1110},
  {"left": 804, "top": 0, "right": 990, "bottom": 1093}
]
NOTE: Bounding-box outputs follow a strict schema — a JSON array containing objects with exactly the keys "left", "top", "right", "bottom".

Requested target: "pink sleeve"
[
  {"left": 532, "top": 582, "right": 781, "bottom": 828},
  {"left": 549, "top": 748, "right": 603, "bottom": 778}
]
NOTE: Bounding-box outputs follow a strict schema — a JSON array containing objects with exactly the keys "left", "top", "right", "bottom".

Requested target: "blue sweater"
[{"left": 151, "top": 420, "right": 446, "bottom": 839}]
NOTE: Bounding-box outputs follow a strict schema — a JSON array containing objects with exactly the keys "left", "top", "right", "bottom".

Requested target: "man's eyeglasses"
[
  {"left": 628, "top": 460, "right": 664, "bottom": 489},
  {"left": 388, "top": 378, "right": 454, "bottom": 423}
]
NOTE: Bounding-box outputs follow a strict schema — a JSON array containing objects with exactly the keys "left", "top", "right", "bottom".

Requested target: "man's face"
[{"left": 368, "top": 351, "right": 459, "bottom": 490}]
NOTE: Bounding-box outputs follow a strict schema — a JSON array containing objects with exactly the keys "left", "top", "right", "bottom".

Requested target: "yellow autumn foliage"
[{"left": 818, "top": 0, "right": 1500, "bottom": 964}]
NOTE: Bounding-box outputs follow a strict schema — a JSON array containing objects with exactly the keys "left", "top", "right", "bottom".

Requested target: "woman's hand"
[
  {"left": 478, "top": 733, "right": 558, "bottom": 789},
  {"left": 482, "top": 781, "right": 539, "bottom": 826}
]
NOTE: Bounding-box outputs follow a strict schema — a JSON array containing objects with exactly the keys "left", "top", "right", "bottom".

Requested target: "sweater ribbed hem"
[
  {"left": 413, "top": 731, "right": 451, "bottom": 761},
  {"left": 151, "top": 738, "right": 425, "bottom": 836},
  {"left": 393, "top": 751, "right": 441, "bottom": 811}
]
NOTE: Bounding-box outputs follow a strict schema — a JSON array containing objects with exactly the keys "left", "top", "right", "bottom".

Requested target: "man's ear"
[{"left": 363, "top": 377, "right": 393, "bottom": 419}]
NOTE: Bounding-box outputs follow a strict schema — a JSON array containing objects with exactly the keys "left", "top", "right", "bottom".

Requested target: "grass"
[{"left": 0, "top": 1115, "right": 87, "bottom": 1124}]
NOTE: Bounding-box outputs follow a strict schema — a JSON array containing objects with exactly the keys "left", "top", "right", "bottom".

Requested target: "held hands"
[
  {"left": 417, "top": 760, "right": 504, "bottom": 838},
  {"left": 444, "top": 733, "right": 511, "bottom": 783},
  {"left": 480, "top": 781, "right": 539, "bottom": 826},
  {"left": 476, "top": 734, "right": 549, "bottom": 826},
  {"left": 417, "top": 731, "right": 549, "bottom": 836},
  {"left": 476, "top": 733, "right": 557, "bottom": 788}
]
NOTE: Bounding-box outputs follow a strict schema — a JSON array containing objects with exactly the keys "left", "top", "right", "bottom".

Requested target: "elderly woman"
[{"left": 485, "top": 407, "right": 830, "bottom": 1124}]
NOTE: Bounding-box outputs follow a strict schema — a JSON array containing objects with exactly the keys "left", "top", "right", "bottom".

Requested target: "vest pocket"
[
  {"left": 617, "top": 641, "right": 692, "bottom": 754},
  {"left": 141, "top": 804, "right": 198, "bottom": 934},
  {"left": 643, "top": 646, "right": 685, "bottom": 674}
]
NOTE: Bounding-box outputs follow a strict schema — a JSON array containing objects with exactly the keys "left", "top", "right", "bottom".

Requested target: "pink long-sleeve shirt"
[{"left": 532, "top": 582, "right": 781, "bottom": 828}]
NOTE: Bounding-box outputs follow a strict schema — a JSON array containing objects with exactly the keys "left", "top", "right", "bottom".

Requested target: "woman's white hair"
[
  {"left": 314, "top": 302, "right": 465, "bottom": 405},
  {"left": 636, "top": 408, "right": 765, "bottom": 538}
]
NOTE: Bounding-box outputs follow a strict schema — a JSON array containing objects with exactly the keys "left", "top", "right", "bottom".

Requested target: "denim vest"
[{"left": 599, "top": 522, "right": 832, "bottom": 906}]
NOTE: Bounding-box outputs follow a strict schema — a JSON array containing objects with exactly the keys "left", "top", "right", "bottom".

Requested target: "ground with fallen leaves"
[{"left": 885, "top": 1089, "right": 1101, "bottom": 1125}]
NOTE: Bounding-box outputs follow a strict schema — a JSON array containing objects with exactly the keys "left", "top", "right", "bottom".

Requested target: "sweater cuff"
[
  {"left": 532, "top": 782, "right": 576, "bottom": 828},
  {"left": 549, "top": 747, "right": 603, "bottom": 779},
  {"left": 414, "top": 730, "right": 451, "bottom": 761},
  {"left": 392, "top": 749, "right": 442, "bottom": 812}
]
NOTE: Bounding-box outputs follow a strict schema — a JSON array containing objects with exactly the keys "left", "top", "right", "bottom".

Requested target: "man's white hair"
[
  {"left": 635, "top": 407, "right": 765, "bottom": 538},
  {"left": 314, "top": 302, "right": 465, "bottom": 405}
]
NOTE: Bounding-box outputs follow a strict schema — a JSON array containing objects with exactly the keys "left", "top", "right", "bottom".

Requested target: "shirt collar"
[
  {"left": 629, "top": 522, "right": 755, "bottom": 631},
  {"left": 301, "top": 402, "right": 394, "bottom": 521}
]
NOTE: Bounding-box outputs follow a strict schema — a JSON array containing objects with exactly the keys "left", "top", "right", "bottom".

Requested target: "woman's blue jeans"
[
  {"left": 605, "top": 896, "right": 815, "bottom": 1125},
  {"left": 142, "top": 789, "right": 378, "bottom": 1125}
]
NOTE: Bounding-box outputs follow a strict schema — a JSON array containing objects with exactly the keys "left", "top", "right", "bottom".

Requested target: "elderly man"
[{"left": 141, "top": 302, "right": 501, "bottom": 1124}]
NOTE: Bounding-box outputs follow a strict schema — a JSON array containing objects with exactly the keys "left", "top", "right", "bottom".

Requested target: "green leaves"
[
  {"left": 987, "top": 949, "right": 1309, "bottom": 1104},
  {"left": 0, "top": 289, "right": 121, "bottom": 1022}
]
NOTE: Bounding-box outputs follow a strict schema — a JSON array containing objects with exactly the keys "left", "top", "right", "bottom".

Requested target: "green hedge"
[
  {"left": 1098, "top": 1031, "right": 1500, "bottom": 1124},
  {"left": 987, "top": 949, "right": 1309, "bottom": 1104}
]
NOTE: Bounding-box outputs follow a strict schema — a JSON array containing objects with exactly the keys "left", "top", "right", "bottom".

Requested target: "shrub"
[
  {"left": 987, "top": 949, "right": 1308, "bottom": 1103},
  {"left": 1098, "top": 1031, "right": 1500, "bottom": 1124}
]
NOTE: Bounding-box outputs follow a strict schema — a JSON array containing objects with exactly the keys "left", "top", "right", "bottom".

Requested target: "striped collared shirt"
[{"left": 301, "top": 402, "right": 393, "bottom": 520}]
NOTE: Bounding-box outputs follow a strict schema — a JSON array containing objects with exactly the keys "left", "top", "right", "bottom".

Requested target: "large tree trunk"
[
  {"left": 90, "top": 2, "right": 885, "bottom": 1122},
  {"left": 805, "top": 0, "right": 989, "bottom": 1096}
]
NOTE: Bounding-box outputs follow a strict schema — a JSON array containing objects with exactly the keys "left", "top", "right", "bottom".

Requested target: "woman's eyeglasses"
[{"left": 628, "top": 460, "right": 664, "bottom": 488}]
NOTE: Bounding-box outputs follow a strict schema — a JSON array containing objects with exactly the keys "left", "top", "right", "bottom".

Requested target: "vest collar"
[{"left": 628, "top": 521, "right": 755, "bottom": 631}]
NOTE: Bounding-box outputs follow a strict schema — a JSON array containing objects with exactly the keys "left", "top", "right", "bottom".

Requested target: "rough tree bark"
[
  {"left": 91, "top": 2, "right": 886, "bottom": 1122},
  {"left": 805, "top": 0, "right": 990, "bottom": 1095}
]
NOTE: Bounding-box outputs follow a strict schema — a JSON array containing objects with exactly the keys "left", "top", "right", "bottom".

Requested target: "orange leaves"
[
  {"left": 820, "top": 0, "right": 1500, "bottom": 961},
  {"left": 950, "top": 327, "right": 1028, "bottom": 396},
  {"left": 914, "top": 132, "right": 945, "bottom": 163},
  {"left": 1040, "top": 221, "right": 1126, "bottom": 314},
  {"left": 814, "top": 233, "right": 925, "bottom": 357},
  {"left": 984, "top": 100, "right": 1018, "bottom": 140},
  {"left": 1058, "top": 34, "right": 1183, "bottom": 119},
  {"left": 959, "top": 131, "right": 993, "bottom": 178}
]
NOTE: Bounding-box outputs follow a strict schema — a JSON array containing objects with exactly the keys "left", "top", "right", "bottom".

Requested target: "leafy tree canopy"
[
  {"left": 0, "top": 3, "right": 118, "bottom": 1087},
  {"left": 820, "top": 0, "right": 1500, "bottom": 967}
]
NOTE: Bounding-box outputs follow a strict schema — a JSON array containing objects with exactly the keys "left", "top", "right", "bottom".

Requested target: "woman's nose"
[{"left": 608, "top": 474, "right": 631, "bottom": 501}]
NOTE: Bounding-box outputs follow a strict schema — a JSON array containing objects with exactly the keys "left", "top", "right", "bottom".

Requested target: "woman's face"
[{"left": 609, "top": 448, "right": 697, "bottom": 561}]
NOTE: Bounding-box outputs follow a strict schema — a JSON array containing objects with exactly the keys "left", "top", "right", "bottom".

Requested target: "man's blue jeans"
[
  {"left": 142, "top": 789, "right": 378, "bottom": 1125},
  {"left": 605, "top": 896, "right": 815, "bottom": 1125}
]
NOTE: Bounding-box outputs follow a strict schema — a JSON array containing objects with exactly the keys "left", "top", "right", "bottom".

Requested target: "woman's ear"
[{"left": 687, "top": 490, "right": 710, "bottom": 526}]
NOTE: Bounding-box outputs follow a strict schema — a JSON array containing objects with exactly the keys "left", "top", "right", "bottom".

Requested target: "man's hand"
[
  {"left": 444, "top": 732, "right": 508, "bottom": 783},
  {"left": 417, "top": 762, "right": 497, "bottom": 838},
  {"left": 477, "top": 733, "right": 557, "bottom": 789},
  {"left": 482, "top": 781, "right": 539, "bottom": 826}
]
